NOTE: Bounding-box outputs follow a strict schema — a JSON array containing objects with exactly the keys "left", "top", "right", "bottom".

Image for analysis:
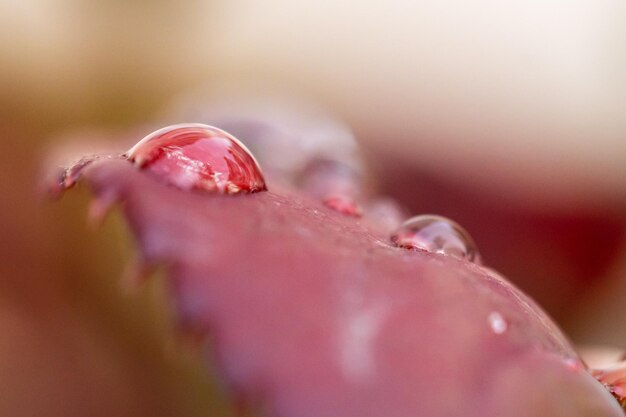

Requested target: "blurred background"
[{"left": 0, "top": 1, "right": 625, "bottom": 416}]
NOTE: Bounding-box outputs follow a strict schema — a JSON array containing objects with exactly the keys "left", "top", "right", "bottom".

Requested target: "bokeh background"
[{"left": 1, "top": 1, "right": 625, "bottom": 416}]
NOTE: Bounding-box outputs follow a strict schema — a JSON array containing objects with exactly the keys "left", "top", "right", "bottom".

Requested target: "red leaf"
[{"left": 57, "top": 155, "right": 623, "bottom": 417}]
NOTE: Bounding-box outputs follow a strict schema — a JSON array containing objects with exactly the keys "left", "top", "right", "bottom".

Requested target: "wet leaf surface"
[{"left": 59, "top": 156, "right": 624, "bottom": 417}]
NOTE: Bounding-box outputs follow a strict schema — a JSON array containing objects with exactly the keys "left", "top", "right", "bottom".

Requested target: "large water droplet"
[
  {"left": 126, "top": 124, "right": 266, "bottom": 194},
  {"left": 390, "top": 215, "right": 480, "bottom": 261},
  {"left": 169, "top": 97, "right": 363, "bottom": 181}
]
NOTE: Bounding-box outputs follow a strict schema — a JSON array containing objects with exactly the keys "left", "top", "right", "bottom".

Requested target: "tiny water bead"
[
  {"left": 390, "top": 215, "right": 480, "bottom": 262},
  {"left": 487, "top": 312, "right": 508, "bottom": 335},
  {"left": 126, "top": 124, "right": 267, "bottom": 194},
  {"left": 300, "top": 159, "right": 364, "bottom": 217}
]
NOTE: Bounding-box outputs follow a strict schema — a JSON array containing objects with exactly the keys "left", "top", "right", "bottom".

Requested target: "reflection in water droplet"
[
  {"left": 390, "top": 215, "right": 480, "bottom": 261},
  {"left": 488, "top": 312, "right": 508, "bottom": 334},
  {"left": 126, "top": 124, "right": 266, "bottom": 195}
]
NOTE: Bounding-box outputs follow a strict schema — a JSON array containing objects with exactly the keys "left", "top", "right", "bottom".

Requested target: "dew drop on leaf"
[
  {"left": 126, "top": 123, "right": 267, "bottom": 194},
  {"left": 390, "top": 214, "right": 480, "bottom": 262}
]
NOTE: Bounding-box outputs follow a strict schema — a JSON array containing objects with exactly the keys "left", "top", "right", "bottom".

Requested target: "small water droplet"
[
  {"left": 126, "top": 124, "right": 266, "bottom": 195},
  {"left": 323, "top": 195, "right": 362, "bottom": 217},
  {"left": 390, "top": 215, "right": 480, "bottom": 261},
  {"left": 488, "top": 311, "right": 508, "bottom": 334}
]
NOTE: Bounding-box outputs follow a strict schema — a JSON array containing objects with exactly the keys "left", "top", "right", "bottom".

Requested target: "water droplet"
[
  {"left": 323, "top": 195, "right": 362, "bottom": 217},
  {"left": 390, "top": 215, "right": 480, "bottom": 261},
  {"left": 298, "top": 159, "right": 364, "bottom": 217},
  {"left": 488, "top": 311, "right": 508, "bottom": 334},
  {"left": 126, "top": 124, "right": 266, "bottom": 194},
  {"left": 169, "top": 96, "right": 364, "bottom": 182},
  {"left": 170, "top": 97, "right": 372, "bottom": 208}
]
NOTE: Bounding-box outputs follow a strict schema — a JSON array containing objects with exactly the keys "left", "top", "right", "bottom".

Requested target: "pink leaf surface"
[{"left": 58, "top": 156, "right": 623, "bottom": 417}]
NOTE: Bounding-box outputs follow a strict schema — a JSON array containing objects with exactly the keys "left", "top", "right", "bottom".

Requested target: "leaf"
[{"left": 58, "top": 155, "right": 623, "bottom": 417}]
